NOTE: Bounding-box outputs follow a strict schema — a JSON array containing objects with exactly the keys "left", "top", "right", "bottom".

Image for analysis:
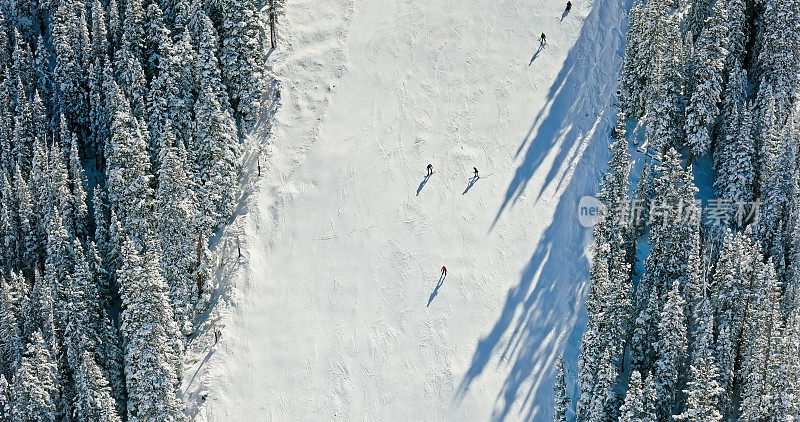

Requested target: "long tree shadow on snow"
[
  {"left": 456, "top": 0, "right": 630, "bottom": 419},
  {"left": 495, "top": 0, "right": 628, "bottom": 232}
]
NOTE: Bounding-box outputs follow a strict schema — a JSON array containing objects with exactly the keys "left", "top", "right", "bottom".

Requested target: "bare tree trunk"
[
  {"left": 269, "top": 0, "right": 277, "bottom": 48},
  {"left": 196, "top": 233, "right": 203, "bottom": 296}
]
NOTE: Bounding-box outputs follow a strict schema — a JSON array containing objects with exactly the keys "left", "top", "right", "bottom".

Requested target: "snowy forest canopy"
[
  {"left": 0, "top": 0, "right": 272, "bottom": 419},
  {"left": 554, "top": 0, "right": 800, "bottom": 420}
]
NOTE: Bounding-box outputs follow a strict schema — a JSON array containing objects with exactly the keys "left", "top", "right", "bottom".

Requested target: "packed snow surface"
[{"left": 194, "top": 0, "right": 629, "bottom": 419}]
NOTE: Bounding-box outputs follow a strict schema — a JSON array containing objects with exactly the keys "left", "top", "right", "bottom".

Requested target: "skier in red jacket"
[{"left": 441, "top": 266, "right": 447, "bottom": 278}]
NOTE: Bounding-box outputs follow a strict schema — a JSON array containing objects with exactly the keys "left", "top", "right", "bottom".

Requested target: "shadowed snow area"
[{"left": 194, "top": 0, "right": 628, "bottom": 419}]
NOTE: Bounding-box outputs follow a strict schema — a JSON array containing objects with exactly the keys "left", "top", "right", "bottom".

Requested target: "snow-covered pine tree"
[
  {"left": 67, "top": 136, "right": 88, "bottom": 240},
  {"left": 766, "top": 309, "right": 800, "bottom": 418},
  {"left": 652, "top": 280, "right": 687, "bottom": 421},
  {"left": 596, "top": 109, "right": 632, "bottom": 252},
  {"left": 719, "top": 63, "right": 746, "bottom": 132},
  {"left": 576, "top": 242, "right": 632, "bottom": 421},
  {"left": 685, "top": 0, "right": 714, "bottom": 42},
  {"left": 30, "top": 90, "right": 48, "bottom": 154},
  {"left": 73, "top": 351, "right": 121, "bottom": 422},
  {"left": 11, "top": 331, "right": 57, "bottom": 422},
  {"left": 88, "top": 0, "right": 110, "bottom": 161},
  {"left": 51, "top": 0, "right": 89, "bottom": 135},
  {"left": 193, "top": 9, "right": 230, "bottom": 109},
  {"left": 171, "top": 0, "right": 195, "bottom": 34},
  {"left": 89, "top": 0, "right": 110, "bottom": 63},
  {"left": 12, "top": 77, "right": 35, "bottom": 173},
  {"left": 630, "top": 288, "right": 659, "bottom": 373},
  {"left": 169, "top": 27, "right": 197, "bottom": 153},
  {"left": 42, "top": 206, "right": 77, "bottom": 421},
  {"left": 618, "top": 370, "right": 657, "bottom": 422},
  {"left": 553, "top": 356, "right": 569, "bottom": 422},
  {"left": 34, "top": 36, "right": 53, "bottom": 120},
  {"left": 740, "top": 260, "right": 782, "bottom": 420},
  {"left": 0, "top": 202, "right": 14, "bottom": 273},
  {"left": 723, "top": 0, "right": 747, "bottom": 68},
  {"left": 95, "top": 309, "right": 126, "bottom": 418},
  {"left": 145, "top": 12, "right": 190, "bottom": 172},
  {"left": 105, "top": 79, "right": 155, "bottom": 249},
  {"left": 786, "top": 216, "right": 800, "bottom": 313},
  {"left": 44, "top": 205, "right": 73, "bottom": 336},
  {"left": 21, "top": 270, "right": 56, "bottom": 349},
  {"left": 674, "top": 300, "right": 723, "bottom": 422},
  {"left": 0, "top": 10, "right": 8, "bottom": 70},
  {"left": 158, "top": 0, "right": 182, "bottom": 27},
  {"left": 88, "top": 61, "right": 107, "bottom": 162},
  {"left": 11, "top": 29, "right": 35, "bottom": 100},
  {"left": 0, "top": 277, "right": 23, "bottom": 375},
  {"left": 576, "top": 242, "right": 612, "bottom": 420},
  {"left": 157, "top": 121, "right": 202, "bottom": 336},
  {"left": 193, "top": 68, "right": 240, "bottom": 231},
  {"left": 757, "top": 86, "right": 778, "bottom": 193},
  {"left": 714, "top": 100, "right": 755, "bottom": 217},
  {"left": 107, "top": 0, "right": 122, "bottom": 50},
  {"left": 76, "top": 1, "right": 92, "bottom": 74},
  {"left": 644, "top": 14, "right": 685, "bottom": 155},
  {"left": 619, "top": 0, "right": 651, "bottom": 117},
  {"left": 48, "top": 134, "right": 74, "bottom": 238},
  {"left": 144, "top": 3, "right": 172, "bottom": 81},
  {"left": 631, "top": 149, "right": 700, "bottom": 376},
  {"left": 684, "top": 0, "right": 730, "bottom": 158},
  {"left": 106, "top": 211, "right": 124, "bottom": 290},
  {"left": 710, "top": 230, "right": 759, "bottom": 411},
  {"left": 714, "top": 65, "right": 743, "bottom": 183},
  {"left": 63, "top": 241, "right": 101, "bottom": 374},
  {"left": 756, "top": 0, "right": 800, "bottom": 110},
  {"left": 0, "top": 75, "right": 13, "bottom": 177},
  {"left": 113, "top": 43, "right": 148, "bottom": 124},
  {"left": 1, "top": 172, "right": 19, "bottom": 271},
  {"left": 118, "top": 237, "right": 183, "bottom": 422},
  {"left": 221, "top": 0, "right": 267, "bottom": 132},
  {"left": 92, "top": 186, "right": 114, "bottom": 302},
  {"left": 757, "top": 114, "right": 798, "bottom": 266},
  {"left": 121, "top": 0, "right": 146, "bottom": 63},
  {"left": 587, "top": 347, "right": 620, "bottom": 422},
  {"left": 0, "top": 373, "right": 9, "bottom": 419}
]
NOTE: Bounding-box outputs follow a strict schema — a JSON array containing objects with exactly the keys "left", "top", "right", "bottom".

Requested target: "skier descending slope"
[
  {"left": 440, "top": 266, "right": 447, "bottom": 279},
  {"left": 427, "top": 163, "right": 433, "bottom": 176},
  {"left": 540, "top": 32, "right": 547, "bottom": 44},
  {"left": 473, "top": 167, "right": 479, "bottom": 179},
  {"left": 565, "top": 1, "right": 571, "bottom": 12},
  {"left": 201, "top": 0, "right": 631, "bottom": 417}
]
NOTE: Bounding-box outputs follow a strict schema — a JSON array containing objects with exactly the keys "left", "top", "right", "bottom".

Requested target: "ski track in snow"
[{"left": 193, "top": 0, "right": 629, "bottom": 419}]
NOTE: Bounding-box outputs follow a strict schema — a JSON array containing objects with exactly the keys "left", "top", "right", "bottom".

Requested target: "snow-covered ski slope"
[{"left": 198, "top": 0, "right": 628, "bottom": 419}]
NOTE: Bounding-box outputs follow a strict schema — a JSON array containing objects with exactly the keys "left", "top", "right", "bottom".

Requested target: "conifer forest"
[
  {"left": 0, "top": 0, "right": 272, "bottom": 419},
  {"left": 563, "top": 0, "right": 800, "bottom": 420}
]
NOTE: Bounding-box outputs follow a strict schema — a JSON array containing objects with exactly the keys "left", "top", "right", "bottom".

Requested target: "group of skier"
[
  {"left": 540, "top": 2, "right": 571, "bottom": 45},
  {"left": 425, "top": 164, "right": 478, "bottom": 180},
  {"left": 432, "top": 0, "right": 572, "bottom": 285},
  {"left": 424, "top": 163, "right": 477, "bottom": 284}
]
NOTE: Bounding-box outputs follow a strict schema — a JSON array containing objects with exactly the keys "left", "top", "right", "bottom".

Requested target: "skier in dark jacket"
[
  {"left": 427, "top": 163, "right": 433, "bottom": 176},
  {"left": 473, "top": 167, "right": 479, "bottom": 179},
  {"left": 540, "top": 33, "right": 547, "bottom": 44},
  {"left": 565, "top": 1, "right": 572, "bottom": 12}
]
